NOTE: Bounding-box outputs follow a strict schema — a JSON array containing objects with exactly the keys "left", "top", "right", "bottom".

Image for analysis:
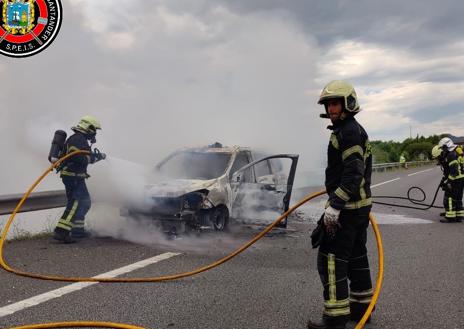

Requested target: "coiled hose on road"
[
  {"left": 373, "top": 184, "right": 443, "bottom": 210},
  {"left": 0, "top": 151, "right": 383, "bottom": 329}
]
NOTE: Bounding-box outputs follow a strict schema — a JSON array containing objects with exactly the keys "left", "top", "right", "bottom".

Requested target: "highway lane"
[
  {"left": 1, "top": 165, "right": 464, "bottom": 328},
  {"left": 371, "top": 165, "right": 443, "bottom": 221}
]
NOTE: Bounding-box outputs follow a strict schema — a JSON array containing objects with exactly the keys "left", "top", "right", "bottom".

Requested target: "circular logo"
[{"left": 0, "top": 0, "right": 62, "bottom": 58}]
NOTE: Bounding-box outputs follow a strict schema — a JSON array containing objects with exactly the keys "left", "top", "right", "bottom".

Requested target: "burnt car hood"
[{"left": 145, "top": 179, "right": 218, "bottom": 198}]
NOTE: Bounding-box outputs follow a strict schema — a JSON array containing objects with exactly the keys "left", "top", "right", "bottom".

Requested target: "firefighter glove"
[
  {"left": 440, "top": 178, "right": 447, "bottom": 187},
  {"left": 311, "top": 215, "right": 325, "bottom": 248},
  {"left": 440, "top": 179, "right": 452, "bottom": 191},
  {"left": 323, "top": 206, "right": 341, "bottom": 236}
]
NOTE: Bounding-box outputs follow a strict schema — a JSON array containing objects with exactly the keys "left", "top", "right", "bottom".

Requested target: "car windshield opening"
[{"left": 158, "top": 152, "right": 232, "bottom": 180}]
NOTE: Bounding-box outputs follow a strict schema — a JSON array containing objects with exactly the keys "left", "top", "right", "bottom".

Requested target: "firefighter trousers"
[
  {"left": 317, "top": 206, "right": 373, "bottom": 321},
  {"left": 443, "top": 179, "right": 464, "bottom": 219},
  {"left": 55, "top": 176, "right": 91, "bottom": 234}
]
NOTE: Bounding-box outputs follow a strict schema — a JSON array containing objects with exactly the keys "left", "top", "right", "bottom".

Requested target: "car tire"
[{"left": 211, "top": 206, "right": 229, "bottom": 231}]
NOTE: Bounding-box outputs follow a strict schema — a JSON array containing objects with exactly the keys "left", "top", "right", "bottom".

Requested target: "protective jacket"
[
  {"left": 317, "top": 115, "right": 374, "bottom": 323},
  {"left": 440, "top": 149, "right": 464, "bottom": 220},
  {"left": 439, "top": 156, "right": 449, "bottom": 178},
  {"left": 60, "top": 132, "right": 93, "bottom": 178},
  {"left": 446, "top": 150, "right": 464, "bottom": 181},
  {"left": 458, "top": 146, "right": 464, "bottom": 175},
  {"left": 326, "top": 116, "right": 372, "bottom": 210}
]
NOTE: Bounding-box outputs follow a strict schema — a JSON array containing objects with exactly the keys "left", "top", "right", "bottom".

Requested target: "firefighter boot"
[
  {"left": 53, "top": 227, "right": 76, "bottom": 244},
  {"left": 307, "top": 315, "right": 348, "bottom": 329},
  {"left": 71, "top": 219, "right": 91, "bottom": 238},
  {"left": 350, "top": 302, "right": 373, "bottom": 323},
  {"left": 456, "top": 210, "right": 464, "bottom": 222},
  {"left": 70, "top": 228, "right": 92, "bottom": 238}
]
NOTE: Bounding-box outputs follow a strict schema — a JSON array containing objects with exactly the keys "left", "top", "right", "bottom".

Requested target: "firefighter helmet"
[
  {"left": 456, "top": 145, "right": 463, "bottom": 156},
  {"left": 438, "top": 137, "right": 456, "bottom": 151},
  {"left": 73, "top": 115, "right": 102, "bottom": 134},
  {"left": 431, "top": 145, "right": 442, "bottom": 159},
  {"left": 318, "top": 80, "right": 360, "bottom": 113}
]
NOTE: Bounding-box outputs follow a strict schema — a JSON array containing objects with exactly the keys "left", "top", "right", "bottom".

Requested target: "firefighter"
[
  {"left": 431, "top": 145, "right": 448, "bottom": 218},
  {"left": 431, "top": 145, "right": 442, "bottom": 161},
  {"left": 307, "top": 81, "right": 373, "bottom": 329},
  {"left": 437, "top": 137, "right": 464, "bottom": 222},
  {"left": 53, "top": 116, "right": 106, "bottom": 243},
  {"left": 399, "top": 153, "right": 407, "bottom": 169}
]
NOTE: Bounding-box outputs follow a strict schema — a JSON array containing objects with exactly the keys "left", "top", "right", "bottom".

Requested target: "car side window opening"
[
  {"left": 229, "top": 152, "right": 252, "bottom": 182},
  {"left": 253, "top": 160, "right": 275, "bottom": 185},
  {"left": 269, "top": 158, "right": 292, "bottom": 190}
]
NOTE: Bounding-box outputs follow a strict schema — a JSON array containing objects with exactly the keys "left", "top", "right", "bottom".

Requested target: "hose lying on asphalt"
[
  {"left": 373, "top": 184, "right": 443, "bottom": 210},
  {"left": 8, "top": 322, "right": 145, "bottom": 329},
  {"left": 0, "top": 151, "right": 383, "bottom": 329}
]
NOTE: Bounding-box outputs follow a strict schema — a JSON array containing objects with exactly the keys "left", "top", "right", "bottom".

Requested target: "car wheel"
[{"left": 211, "top": 206, "right": 229, "bottom": 231}]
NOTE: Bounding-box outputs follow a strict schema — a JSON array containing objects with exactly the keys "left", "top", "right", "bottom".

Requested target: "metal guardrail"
[
  {"left": 0, "top": 161, "right": 434, "bottom": 215},
  {"left": 372, "top": 160, "right": 434, "bottom": 172},
  {"left": 0, "top": 190, "right": 66, "bottom": 216}
]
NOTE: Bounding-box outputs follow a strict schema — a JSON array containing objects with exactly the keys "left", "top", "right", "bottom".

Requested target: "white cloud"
[
  {"left": 318, "top": 40, "right": 464, "bottom": 82},
  {"left": 359, "top": 80, "right": 464, "bottom": 139},
  {"left": 1, "top": 0, "right": 463, "bottom": 197},
  {"left": 60, "top": 3, "right": 464, "bottom": 144},
  {"left": 103, "top": 32, "right": 136, "bottom": 49},
  {"left": 0, "top": 1, "right": 326, "bottom": 195},
  {"left": 68, "top": 0, "right": 132, "bottom": 33},
  {"left": 315, "top": 40, "right": 464, "bottom": 140}
]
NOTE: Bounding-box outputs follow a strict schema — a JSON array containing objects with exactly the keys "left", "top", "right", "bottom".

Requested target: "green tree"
[
  {"left": 403, "top": 142, "right": 433, "bottom": 160},
  {"left": 370, "top": 134, "right": 449, "bottom": 163}
]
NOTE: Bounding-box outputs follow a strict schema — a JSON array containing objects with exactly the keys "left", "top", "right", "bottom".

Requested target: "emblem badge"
[{"left": 0, "top": 0, "right": 62, "bottom": 57}]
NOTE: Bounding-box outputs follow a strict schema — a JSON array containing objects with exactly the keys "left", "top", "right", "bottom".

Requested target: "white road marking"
[
  {"left": 0, "top": 252, "right": 180, "bottom": 318},
  {"left": 369, "top": 170, "right": 437, "bottom": 224},
  {"left": 407, "top": 168, "right": 435, "bottom": 177},
  {"left": 371, "top": 177, "right": 400, "bottom": 188},
  {"left": 373, "top": 213, "right": 433, "bottom": 225},
  {"left": 301, "top": 169, "right": 437, "bottom": 225}
]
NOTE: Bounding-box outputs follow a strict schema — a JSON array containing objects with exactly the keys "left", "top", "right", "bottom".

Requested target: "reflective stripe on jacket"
[
  {"left": 60, "top": 132, "right": 92, "bottom": 178},
  {"left": 325, "top": 116, "right": 372, "bottom": 210},
  {"left": 446, "top": 150, "right": 464, "bottom": 181}
]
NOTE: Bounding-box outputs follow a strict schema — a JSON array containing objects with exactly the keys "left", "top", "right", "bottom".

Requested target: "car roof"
[{"left": 178, "top": 145, "right": 251, "bottom": 154}]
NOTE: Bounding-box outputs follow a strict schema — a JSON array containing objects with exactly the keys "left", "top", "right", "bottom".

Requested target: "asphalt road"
[{"left": 1, "top": 164, "right": 464, "bottom": 329}]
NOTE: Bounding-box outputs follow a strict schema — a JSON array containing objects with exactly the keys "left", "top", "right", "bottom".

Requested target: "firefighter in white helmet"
[
  {"left": 437, "top": 137, "right": 464, "bottom": 222},
  {"left": 308, "top": 81, "right": 373, "bottom": 329}
]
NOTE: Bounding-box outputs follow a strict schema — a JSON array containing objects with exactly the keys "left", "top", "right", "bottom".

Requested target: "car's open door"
[{"left": 230, "top": 154, "right": 299, "bottom": 228}]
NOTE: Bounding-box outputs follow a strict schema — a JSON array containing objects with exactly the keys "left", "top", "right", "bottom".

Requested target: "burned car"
[{"left": 121, "top": 143, "right": 298, "bottom": 234}]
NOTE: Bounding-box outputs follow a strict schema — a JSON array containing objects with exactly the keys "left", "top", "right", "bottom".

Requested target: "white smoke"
[
  {"left": 85, "top": 203, "right": 249, "bottom": 253},
  {"left": 0, "top": 2, "right": 328, "bottom": 243},
  {"left": 87, "top": 156, "right": 150, "bottom": 209}
]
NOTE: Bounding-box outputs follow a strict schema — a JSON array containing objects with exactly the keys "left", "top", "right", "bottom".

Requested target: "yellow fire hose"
[
  {"left": 9, "top": 322, "right": 145, "bottom": 329},
  {"left": 1, "top": 151, "right": 383, "bottom": 329}
]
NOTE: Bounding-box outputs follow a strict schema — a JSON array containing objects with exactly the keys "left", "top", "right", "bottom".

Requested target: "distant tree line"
[{"left": 370, "top": 134, "right": 446, "bottom": 164}]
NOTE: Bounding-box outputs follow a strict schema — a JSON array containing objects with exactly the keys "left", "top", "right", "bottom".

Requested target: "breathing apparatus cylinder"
[{"left": 48, "top": 130, "right": 67, "bottom": 163}]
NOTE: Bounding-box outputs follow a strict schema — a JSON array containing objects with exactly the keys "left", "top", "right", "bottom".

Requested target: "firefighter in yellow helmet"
[
  {"left": 53, "top": 116, "right": 106, "bottom": 243},
  {"left": 431, "top": 145, "right": 442, "bottom": 161},
  {"left": 399, "top": 153, "right": 407, "bottom": 169},
  {"left": 431, "top": 144, "right": 448, "bottom": 218},
  {"left": 308, "top": 81, "right": 373, "bottom": 329},
  {"left": 436, "top": 137, "right": 464, "bottom": 222}
]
